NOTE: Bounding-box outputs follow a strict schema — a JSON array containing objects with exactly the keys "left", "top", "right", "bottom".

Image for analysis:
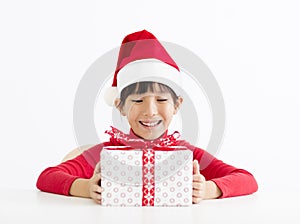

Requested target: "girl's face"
[{"left": 115, "top": 90, "right": 183, "bottom": 140}]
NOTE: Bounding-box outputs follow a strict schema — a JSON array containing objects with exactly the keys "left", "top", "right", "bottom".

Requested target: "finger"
[
  {"left": 90, "top": 174, "right": 101, "bottom": 186},
  {"left": 193, "top": 174, "right": 204, "bottom": 183},
  {"left": 92, "top": 173, "right": 102, "bottom": 186},
  {"left": 92, "top": 173, "right": 101, "bottom": 182},
  {"left": 193, "top": 174, "right": 201, "bottom": 182},
  {"left": 91, "top": 185, "right": 103, "bottom": 194},
  {"left": 193, "top": 173, "right": 206, "bottom": 182},
  {"left": 192, "top": 196, "right": 203, "bottom": 204},
  {"left": 94, "top": 199, "right": 101, "bottom": 204},
  {"left": 91, "top": 191, "right": 102, "bottom": 199},
  {"left": 94, "top": 162, "right": 101, "bottom": 174},
  {"left": 192, "top": 182, "right": 203, "bottom": 190},
  {"left": 192, "top": 189, "right": 204, "bottom": 198},
  {"left": 193, "top": 160, "right": 200, "bottom": 175},
  {"left": 200, "top": 174, "right": 205, "bottom": 182},
  {"left": 91, "top": 193, "right": 102, "bottom": 204},
  {"left": 96, "top": 173, "right": 102, "bottom": 180}
]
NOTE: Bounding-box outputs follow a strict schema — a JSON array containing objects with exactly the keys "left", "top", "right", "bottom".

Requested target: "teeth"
[{"left": 140, "top": 121, "right": 161, "bottom": 127}]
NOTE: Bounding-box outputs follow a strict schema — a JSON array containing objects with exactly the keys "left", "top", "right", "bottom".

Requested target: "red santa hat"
[{"left": 104, "top": 30, "right": 182, "bottom": 106}]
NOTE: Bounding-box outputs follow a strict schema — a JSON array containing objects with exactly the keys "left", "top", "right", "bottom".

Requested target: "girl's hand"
[
  {"left": 192, "top": 160, "right": 206, "bottom": 204},
  {"left": 88, "top": 163, "right": 102, "bottom": 204}
]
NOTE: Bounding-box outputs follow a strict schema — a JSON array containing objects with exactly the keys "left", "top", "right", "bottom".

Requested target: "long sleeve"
[
  {"left": 36, "top": 144, "right": 105, "bottom": 195},
  {"left": 36, "top": 154, "right": 94, "bottom": 195},
  {"left": 182, "top": 141, "right": 258, "bottom": 198}
]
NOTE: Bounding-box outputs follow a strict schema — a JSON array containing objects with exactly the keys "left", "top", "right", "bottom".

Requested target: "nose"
[{"left": 143, "top": 98, "right": 158, "bottom": 116}]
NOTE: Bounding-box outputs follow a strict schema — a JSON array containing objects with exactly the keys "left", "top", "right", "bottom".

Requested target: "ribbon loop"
[{"left": 105, "top": 126, "right": 180, "bottom": 148}]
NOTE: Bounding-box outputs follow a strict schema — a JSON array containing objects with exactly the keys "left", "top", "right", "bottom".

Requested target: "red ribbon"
[
  {"left": 142, "top": 148, "right": 155, "bottom": 206},
  {"left": 105, "top": 126, "right": 180, "bottom": 149}
]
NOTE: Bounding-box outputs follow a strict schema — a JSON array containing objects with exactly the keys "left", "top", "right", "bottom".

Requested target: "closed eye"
[
  {"left": 157, "top": 99, "right": 168, "bottom": 102},
  {"left": 131, "top": 100, "right": 143, "bottom": 103}
]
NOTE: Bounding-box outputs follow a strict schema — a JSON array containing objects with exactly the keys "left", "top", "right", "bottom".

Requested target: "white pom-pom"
[{"left": 104, "top": 86, "right": 118, "bottom": 107}]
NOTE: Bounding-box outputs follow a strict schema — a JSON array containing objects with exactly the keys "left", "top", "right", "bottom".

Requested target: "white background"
[{"left": 0, "top": 0, "right": 299, "bottom": 198}]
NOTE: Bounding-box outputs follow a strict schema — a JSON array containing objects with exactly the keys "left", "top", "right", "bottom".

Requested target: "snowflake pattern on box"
[{"left": 100, "top": 146, "right": 192, "bottom": 206}]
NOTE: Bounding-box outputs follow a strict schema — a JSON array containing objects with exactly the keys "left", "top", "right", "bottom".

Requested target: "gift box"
[{"left": 100, "top": 146, "right": 193, "bottom": 206}]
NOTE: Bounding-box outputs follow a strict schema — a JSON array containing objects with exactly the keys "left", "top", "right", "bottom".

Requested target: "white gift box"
[{"left": 100, "top": 146, "right": 193, "bottom": 206}]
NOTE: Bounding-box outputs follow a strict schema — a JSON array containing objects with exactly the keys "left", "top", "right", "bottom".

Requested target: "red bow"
[{"left": 105, "top": 126, "right": 180, "bottom": 148}]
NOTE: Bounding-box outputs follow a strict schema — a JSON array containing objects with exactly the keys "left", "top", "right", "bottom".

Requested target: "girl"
[{"left": 36, "top": 30, "right": 258, "bottom": 204}]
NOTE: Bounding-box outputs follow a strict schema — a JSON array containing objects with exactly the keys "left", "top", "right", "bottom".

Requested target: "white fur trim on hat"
[{"left": 118, "top": 59, "right": 182, "bottom": 94}]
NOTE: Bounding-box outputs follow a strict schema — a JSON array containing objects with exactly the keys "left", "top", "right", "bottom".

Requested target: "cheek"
[
  {"left": 126, "top": 107, "right": 138, "bottom": 123},
  {"left": 160, "top": 105, "right": 175, "bottom": 121}
]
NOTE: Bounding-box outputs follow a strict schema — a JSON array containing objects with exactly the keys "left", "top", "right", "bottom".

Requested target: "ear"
[
  {"left": 114, "top": 98, "right": 126, "bottom": 116},
  {"left": 173, "top": 96, "right": 183, "bottom": 115}
]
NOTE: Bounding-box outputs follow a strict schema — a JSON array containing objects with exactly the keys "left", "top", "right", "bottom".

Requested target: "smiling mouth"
[{"left": 139, "top": 120, "right": 162, "bottom": 127}]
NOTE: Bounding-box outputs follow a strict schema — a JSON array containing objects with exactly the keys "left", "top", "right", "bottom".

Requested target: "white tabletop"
[{"left": 0, "top": 189, "right": 298, "bottom": 224}]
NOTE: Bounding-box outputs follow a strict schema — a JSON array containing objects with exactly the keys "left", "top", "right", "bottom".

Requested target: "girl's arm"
[
  {"left": 205, "top": 164, "right": 258, "bottom": 198},
  {"left": 36, "top": 144, "right": 103, "bottom": 196},
  {"left": 188, "top": 143, "right": 258, "bottom": 198},
  {"left": 36, "top": 154, "right": 94, "bottom": 195}
]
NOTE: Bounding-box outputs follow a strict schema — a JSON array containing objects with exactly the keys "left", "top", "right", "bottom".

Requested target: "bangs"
[{"left": 128, "top": 82, "right": 172, "bottom": 95}]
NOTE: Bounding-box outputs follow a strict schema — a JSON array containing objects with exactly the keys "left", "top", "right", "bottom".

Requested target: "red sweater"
[{"left": 36, "top": 130, "right": 258, "bottom": 198}]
